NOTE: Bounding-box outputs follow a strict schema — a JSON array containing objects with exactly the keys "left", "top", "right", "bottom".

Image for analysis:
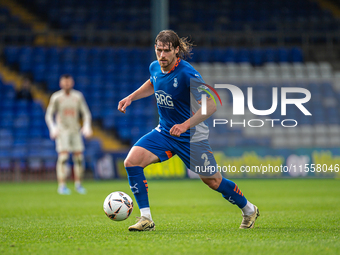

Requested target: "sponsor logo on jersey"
[{"left": 155, "top": 90, "right": 174, "bottom": 109}]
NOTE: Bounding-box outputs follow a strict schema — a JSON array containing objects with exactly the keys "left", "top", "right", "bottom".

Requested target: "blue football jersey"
[{"left": 149, "top": 58, "right": 210, "bottom": 142}]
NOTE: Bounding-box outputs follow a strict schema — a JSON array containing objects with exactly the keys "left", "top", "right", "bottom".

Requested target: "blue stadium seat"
[
  {"left": 278, "top": 48, "right": 289, "bottom": 62},
  {"left": 0, "top": 149, "right": 11, "bottom": 171},
  {"left": 4, "top": 46, "right": 20, "bottom": 65},
  {"left": 264, "top": 48, "right": 276, "bottom": 62},
  {"left": 251, "top": 49, "right": 263, "bottom": 65},
  {"left": 291, "top": 47, "right": 303, "bottom": 62},
  {"left": 236, "top": 49, "right": 250, "bottom": 63}
]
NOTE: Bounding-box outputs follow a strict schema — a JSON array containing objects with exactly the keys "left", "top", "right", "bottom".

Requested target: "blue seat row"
[
  {"left": 20, "top": 0, "right": 150, "bottom": 30},
  {"left": 170, "top": 0, "right": 335, "bottom": 31},
  {"left": 191, "top": 47, "right": 303, "bottom": 63},
  {"left": 19, "top": 0, "right": 337, "bottom": 34}
]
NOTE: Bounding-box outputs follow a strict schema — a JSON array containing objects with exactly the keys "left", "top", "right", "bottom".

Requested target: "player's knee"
[
  {"left": 58, "top": 153, "right": 69, "bottom": 164},
  {"left": 202, "top": 178, "right": 221, "bottom": 190},
  {"left": 124, "top": 158, "right": 136, "bottom": 168},
  {"left": 124, "top": 154, "right": 148, "bottom": 168},
  {"left": 72, "top": 153, "right": 84, "bottom": 165}
]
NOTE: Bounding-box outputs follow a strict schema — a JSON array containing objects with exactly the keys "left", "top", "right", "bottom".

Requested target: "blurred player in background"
[
  {"left": 45, "top": 74, "right": 92, "bottom": 195},
  {"left": 118, "top": 30, "right": 259, "bottom": 231}
]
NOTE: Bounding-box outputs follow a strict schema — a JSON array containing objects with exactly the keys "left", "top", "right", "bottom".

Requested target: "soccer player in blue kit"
[{"left": 118, "top": 30, "right": 259, "bottom": 231}]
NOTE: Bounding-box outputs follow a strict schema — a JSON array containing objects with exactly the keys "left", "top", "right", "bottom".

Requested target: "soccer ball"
[{"left": 103, "top": 191, "right": 134, "bottom": 221}]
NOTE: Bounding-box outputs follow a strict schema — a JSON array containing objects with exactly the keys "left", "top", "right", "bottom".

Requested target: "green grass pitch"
[{"left": 0, "top": 179, "right": 339, "bottom": 255}]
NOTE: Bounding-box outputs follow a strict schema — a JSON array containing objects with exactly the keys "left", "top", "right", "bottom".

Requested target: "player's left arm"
[
  {"left": 170, "top": 98, "right": 216, "bottom": 137},
  {"left": 79, "top": 93, "right": 93, "bottom": 138}
]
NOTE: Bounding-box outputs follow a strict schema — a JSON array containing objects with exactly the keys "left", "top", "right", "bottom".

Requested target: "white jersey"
[{"left": 45, "top": 89, "right": 91, "bottom": 132}]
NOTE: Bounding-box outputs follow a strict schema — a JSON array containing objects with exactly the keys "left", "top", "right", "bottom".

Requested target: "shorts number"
[{"left": 201, "top": 153, "right": 211, "bottom": 167}]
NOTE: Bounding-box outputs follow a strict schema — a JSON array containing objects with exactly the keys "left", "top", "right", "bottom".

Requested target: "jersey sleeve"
[
  {"left": 78, "top": 92, "right": 92, "bottom": 128},
  {"left": 149, "top": 75, "right": 154, "bottom": 85},
  {"left": 149, "top": 61, "right": 156, "bottom": 85},
  {"left": 187, "top": 70, "right": 212, "bottom": 104},
  {"left": 45, "top": 93, "right": 57, "bottom": 131}
]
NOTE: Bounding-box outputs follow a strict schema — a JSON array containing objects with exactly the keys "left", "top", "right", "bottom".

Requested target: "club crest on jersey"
[
  {"left": 197, "top": 84, "right": 208, "bottom": 92},
  {"left": 173, "top": 78, "right": 178, "bottom": 87},
  {"left": 155, "top": 90, "right": 174, "bottom": 109}
]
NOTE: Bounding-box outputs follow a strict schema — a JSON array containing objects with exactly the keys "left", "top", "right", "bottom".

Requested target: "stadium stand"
[
  {"left": 0, "top": 5, "right": 34, "bottom": 44},
  {"left": 20, "top": 0, "right": 151, "bottom": 31},
  {"left": 15, "top": 0, "right": 340, "bottom": 47},
  {"left": 1, "top": 0, "right": 340, "bottom": 176}
]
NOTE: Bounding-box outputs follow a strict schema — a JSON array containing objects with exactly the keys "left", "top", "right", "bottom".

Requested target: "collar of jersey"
[
  {"left": 62, "top": 89, "right": 73, "bottom": 95},
  {"left": 162, "top": 58, "right": 181, "bottom": 74}
]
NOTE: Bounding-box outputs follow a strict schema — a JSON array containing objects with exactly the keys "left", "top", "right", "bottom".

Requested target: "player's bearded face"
[
  {"left": 60, "top": 78, "right": 74, "bottom": 92},
  {"left": 155, "top": 42, "right": 179, "bottom": 70}
]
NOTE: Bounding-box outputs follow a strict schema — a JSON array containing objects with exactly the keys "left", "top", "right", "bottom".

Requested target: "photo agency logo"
[{"left": 200, "top": 84, "right": 312, "bottom": 128}]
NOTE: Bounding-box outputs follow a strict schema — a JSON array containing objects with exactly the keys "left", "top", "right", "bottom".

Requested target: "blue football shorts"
[{"left": 134, "top": 129, "right": 217, "bottom": 176}]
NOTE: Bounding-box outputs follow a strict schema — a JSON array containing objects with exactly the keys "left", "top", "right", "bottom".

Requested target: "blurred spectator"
[{"left": 16, "top": 77, "right": 33, "bottom": 102}]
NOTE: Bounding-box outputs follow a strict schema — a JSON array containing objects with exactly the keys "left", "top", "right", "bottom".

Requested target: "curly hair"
[{"left": 155, "top": 30, "right": 194, "bottom": 60}]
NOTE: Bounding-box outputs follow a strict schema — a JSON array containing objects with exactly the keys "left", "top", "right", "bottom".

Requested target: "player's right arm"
[
  {"left": 45, "top": 93, "right": 58, "bottom": 139},
  {"left": 118, "top": 79, "right": 154, "bottom": 113}
]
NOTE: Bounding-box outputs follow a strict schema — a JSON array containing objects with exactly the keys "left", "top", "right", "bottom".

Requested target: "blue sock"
[
  {"left": 216, "top": 178, "right": 247, "bottom": 209},
  {"left": 126, "top": 166, "right": 149, "bottom": 209}
]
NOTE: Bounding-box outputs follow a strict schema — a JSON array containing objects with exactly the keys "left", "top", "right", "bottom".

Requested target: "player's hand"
[
  {"left": 118, "top": 97, "right": 132, "bottom": 114},
  {"left": 81, "top": 124, "right": 93, "bottom": 138},
  {"left": 50, "top": 126, "right": 59, "bottom": 140},
  {"left": 170, "top": 123, "right": 189, "bottom": 137}
]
